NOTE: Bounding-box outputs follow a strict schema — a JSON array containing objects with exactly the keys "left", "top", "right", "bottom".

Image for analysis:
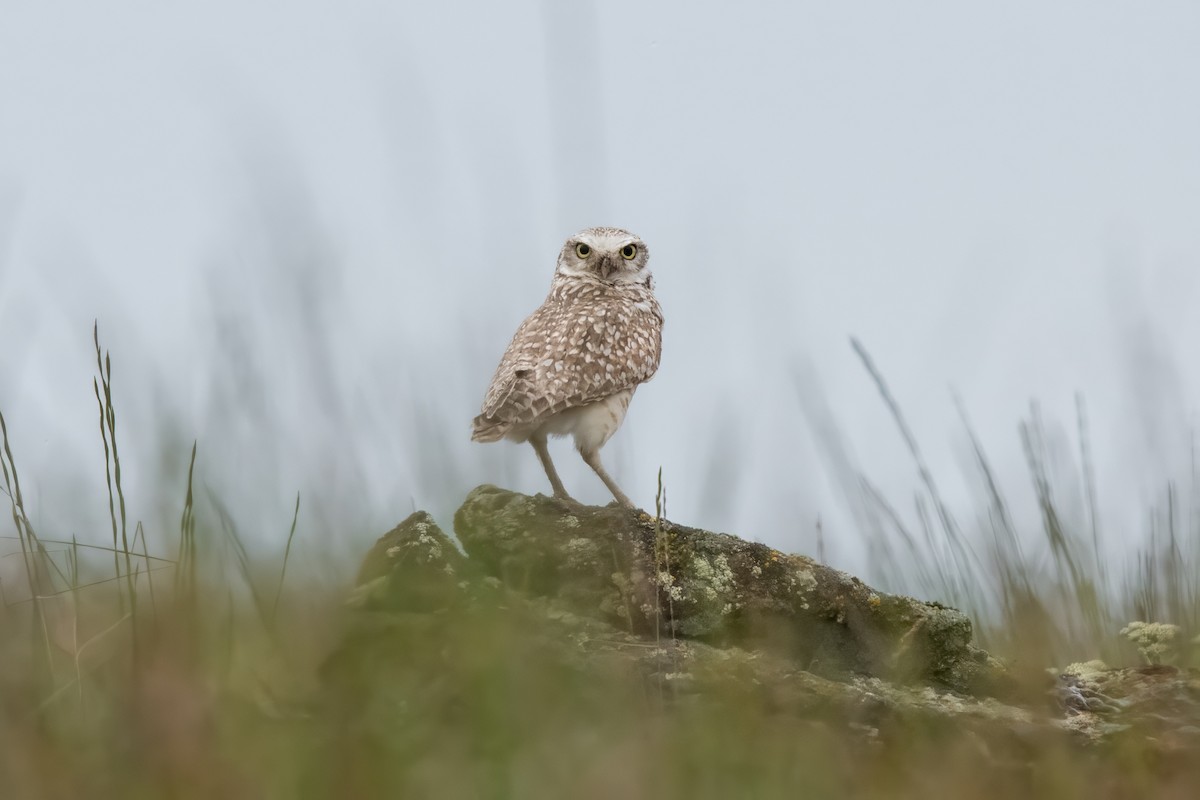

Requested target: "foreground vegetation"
[{"left": 1, "top": 330, "right": 1197, "bottom": 798}]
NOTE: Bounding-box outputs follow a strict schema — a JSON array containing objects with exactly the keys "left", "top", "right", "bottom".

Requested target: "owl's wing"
[
  {"left": 472, "top": 292, "right": 663, "bottom": 441},
  {"left": 472, "top": 363, "right": 541, "bottom": 441},
  {"left": 471, "top": 304, "right": 557, "bottom": 441}
]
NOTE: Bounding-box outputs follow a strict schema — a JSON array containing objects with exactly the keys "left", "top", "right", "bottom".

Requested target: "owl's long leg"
[
  {"left": 529, "top": 432, "right": 577, "bottom": 503},
  {"left": 579, "top": 447, "right": 635, "bottom": 509}
]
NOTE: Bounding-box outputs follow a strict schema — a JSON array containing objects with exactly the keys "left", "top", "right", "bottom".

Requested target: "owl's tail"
[{"left": 470, "top": 414, "right": 508, "bottom": 443}]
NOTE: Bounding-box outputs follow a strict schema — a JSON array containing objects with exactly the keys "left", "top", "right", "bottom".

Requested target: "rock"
[
  {"left": 1054, "top": 664, "right": 1200, "bottom": 750},
  {"left": 452, "top": 485, "right": 1003, "bottom": 693},
  {"left": 315, "top": 491, "right": 1200, "bottom": 792},
  {"left": 350, "top": 511, "right": 471, "bottom": 612},
  {"left": 325, "top": 511, "right": 1034, "bottom": 770}
]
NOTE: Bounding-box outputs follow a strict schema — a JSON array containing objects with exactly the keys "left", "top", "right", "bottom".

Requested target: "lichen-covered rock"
[
  {"left": 350, "top": 511, "right": 470, "bottom": 612},
  {"left": 319, "top": 492, "right": 1200, "bottom": 794},
  {"left": 453, "top": 485, "right": 1004, "bottom": 693},
  {"left": 1053, "top": 664, "right": 1200, "bottom": 749}
]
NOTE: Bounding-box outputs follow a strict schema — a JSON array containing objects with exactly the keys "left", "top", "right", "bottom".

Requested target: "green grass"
[{"left": 1, "top": 331, "right": 1197, "bottom": 798}]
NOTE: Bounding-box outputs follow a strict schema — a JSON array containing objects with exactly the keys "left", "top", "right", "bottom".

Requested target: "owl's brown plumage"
[{"left": 472, "top": 227, "right": 663, "bottom": 508}]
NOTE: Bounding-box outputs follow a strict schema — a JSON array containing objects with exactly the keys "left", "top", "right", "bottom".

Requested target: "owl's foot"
[{"left": 550, "top": 490, "right": 585, "bottom": 510}]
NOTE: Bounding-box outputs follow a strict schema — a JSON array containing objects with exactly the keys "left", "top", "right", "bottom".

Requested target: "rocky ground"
[{"left": 317, "top": 485, "right": 1200, "bottom": 795}]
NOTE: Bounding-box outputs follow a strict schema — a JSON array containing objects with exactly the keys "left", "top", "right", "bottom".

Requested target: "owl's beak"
[{"left": 599, "top": 255, "right": 619, "bottom": 280}]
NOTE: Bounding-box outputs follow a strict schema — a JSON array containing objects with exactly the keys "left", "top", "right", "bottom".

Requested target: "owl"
[{"left": 472, "top": 227, "right": 664, "bottom": 508}]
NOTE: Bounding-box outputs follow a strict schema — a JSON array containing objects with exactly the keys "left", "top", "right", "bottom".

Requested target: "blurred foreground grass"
[{"left": 1, "top": 331, "right": 1197, "bottom": 798}]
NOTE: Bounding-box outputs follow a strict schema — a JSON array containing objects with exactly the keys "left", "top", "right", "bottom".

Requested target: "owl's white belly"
[{"left": 531, "top": 388, "right": 634, "bottom": 453}]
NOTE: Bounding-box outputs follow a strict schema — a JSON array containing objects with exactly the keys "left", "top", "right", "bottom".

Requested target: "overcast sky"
[{"left": 2, "top": 1, "right": 1198, "bottom": 589}]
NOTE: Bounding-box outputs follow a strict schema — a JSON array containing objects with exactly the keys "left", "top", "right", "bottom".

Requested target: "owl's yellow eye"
[
  {"left": 575, "top": 243, "right": 591, "bottom": 258},
  {"left": 620, "top": 244, "right": 637, "bottom": 260}
]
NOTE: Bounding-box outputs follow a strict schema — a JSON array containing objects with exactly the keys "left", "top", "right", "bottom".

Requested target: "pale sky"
[{"left": 2, "top": 1, "right": 1199, "bottom": 592}]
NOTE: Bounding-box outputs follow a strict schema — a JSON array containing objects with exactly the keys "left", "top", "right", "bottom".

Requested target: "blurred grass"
[
  {"left": 0, "top": 333, "right": 1197, "bottom": 798},
  {"left": 848, "top": 338, "right": 1199, "bottom": 672}
]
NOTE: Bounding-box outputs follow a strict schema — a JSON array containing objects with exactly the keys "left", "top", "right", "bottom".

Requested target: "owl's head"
[{"left": 555, "top": 227, "right": 651, "bottom": 287}]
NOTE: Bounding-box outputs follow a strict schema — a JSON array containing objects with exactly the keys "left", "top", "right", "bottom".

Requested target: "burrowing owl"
[{"left": 472, "top": 227, "right": 663, "bottom": 508}]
